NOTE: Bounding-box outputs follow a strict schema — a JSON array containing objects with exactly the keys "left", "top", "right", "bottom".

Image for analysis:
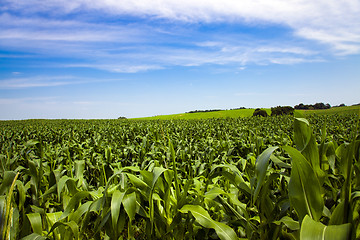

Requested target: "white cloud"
[
  {"left": 0, "top": 75, "right": 129, "bottom": 89},
  {"left": 0, "top": 13, "right": 145, "bottom": 43},
  {"left": 256, "top": 47, "right": 316, "bottom": 56},
  {"left": 0, "top": 76, "right": 87, "bottom": 89},
  {"left": 1, "top": 0, "right": 359, "bottom": 72},
  {"left": 148, "top": 42, "right": 320, "bottom": 66},
  {"left": 66, "top": 63, "right": 164, "bottom": 73},
  {"left": 296, "top": 27, "right": 360, "bottom": 55},
  {"left": 1, "top": 12, "right": 321, "bottom": 71},
  {"left": 3, "top": 1, "right": 359, "bottom": 32},
  {"left": 0, "top": 97, "right": 58, "bottom": 105}
]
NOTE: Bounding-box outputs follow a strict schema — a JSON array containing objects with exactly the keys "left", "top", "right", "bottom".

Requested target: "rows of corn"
[{"left": 0, "top": 114, "right": 359, "bottom": 239}]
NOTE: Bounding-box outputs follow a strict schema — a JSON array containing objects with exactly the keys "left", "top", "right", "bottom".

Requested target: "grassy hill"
[
  {"left": 131, "top": 105, "right": 360, "bottom": 120},
  {"left": 131, "top": 108, "right": 270, "bottom": 120}
]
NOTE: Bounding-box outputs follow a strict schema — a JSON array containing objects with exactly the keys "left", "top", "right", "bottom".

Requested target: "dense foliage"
[
  {"left": 186, "top": 109, "right": 223, "bottom": 114},
  {"left": 0, "top": 114, "right": 359, "bottom": 239},
  {"left": 294, "top": 103, "right": 331, "bottom": 110},
  {"left": 271, "top": 106, "right": 294, "bottom": 116},
  {"left": 252, "top": 108, "right": 268, "bottom": 117}
]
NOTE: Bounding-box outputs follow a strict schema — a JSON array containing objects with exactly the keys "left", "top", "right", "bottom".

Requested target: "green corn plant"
[
  {"left": 179, "top": 204, "right": 238, "bottom": 240},
  {"left": 0, "top": 114, "right": 359, "bottom": 239},
  {"left": 300, "top": 215, "right": 351, "bottom": 240},
  {"left": 1, "top": 172, "right": 19, "bottom": 240}
]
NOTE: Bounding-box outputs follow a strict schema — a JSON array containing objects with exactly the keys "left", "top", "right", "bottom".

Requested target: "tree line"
[{"left": 294, "top": 102, "right": 332, "bottom": 110}]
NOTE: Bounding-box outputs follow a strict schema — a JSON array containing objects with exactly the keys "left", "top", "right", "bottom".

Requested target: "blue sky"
[{"left": 1, "top": 0, "right": 360, "bottom": 119}]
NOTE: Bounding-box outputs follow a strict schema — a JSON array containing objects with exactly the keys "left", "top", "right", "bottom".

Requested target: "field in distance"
[
  {"left": 131, "top": 105, "right": 360, "bottom": 120},
  {"left": 131, "top": 108, "right": 270, "bottom": 120}
]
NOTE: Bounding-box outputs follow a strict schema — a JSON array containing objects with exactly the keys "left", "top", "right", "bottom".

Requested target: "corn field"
[{"left": 0, "top": 114, "right": 359, "bottom": 239}]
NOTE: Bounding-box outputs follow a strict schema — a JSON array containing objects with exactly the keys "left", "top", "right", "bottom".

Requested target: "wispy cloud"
[
  {"left": 66, "top": 63, "right": 164, "bottom": 73},
  {"left": 2, "top": 0, "right": 359, "bottom": 55},
  {"left": 0, "top": 14, "right": 146, "bottom": 43},
  {"left": 296, "top": 27, "right": 360, "bottom": 55},
  {"left": 0, "top": 76, "right": 77, "bottom": 89},
  {"left": 1, "top": 0, "right": 359, "bottom": 74},
  {"left": 0, "top": 96, "right": 58, "bottom": 105},
  {"left": 0, "top": 75, "right": 124, "bottom": 89}
]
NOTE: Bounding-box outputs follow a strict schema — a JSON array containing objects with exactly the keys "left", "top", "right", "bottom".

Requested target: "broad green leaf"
[
  {"left": 326, "top": 142, "right": 336, "bottom": 173},
  {"left": 126, "top": 173, "right": 149, "bottom": 190},
  {"left": 0, "top": 171, "right": 16, "bottom": 195},
  {"left": 329, "top": 201, "right": 345, "bottom": 225},
  {"left": 70, "top": 201, "right": 92, "bottom": 223},
  {"left": 204, "top": 187, "right": 226, "bottom": 200},
  {"left": 46, "top": 212, "right": 62, "bottom": 226},
  {"left": 57, "top": 175, "right": 71, "bottom": 201},
  {"left": 149, "top": 166, "right": 167, "bottom": 234},
  {"left": 284, "top": 146, "right": 323, "bottom": 222},
  {"left": 254, "top": 146, "right": 278, "bottom": 202},
  {"left": 111, "top": 189, "right": 125, "bottom": 232},
  {"left": 300, "top": 215, "right": 351, "bottom": 240},
  {"left": 21, "top": 233, "right": 47, "bottom": 240},
  {"left": 28, "top": 159, "right": 39, "bottom": 187},
  {"left": 352, "top": 191, "right": 360, "bottom": 200},
  {"left": 74, "top": 160, "right": 86, "bottom": 189},
  {"left": 123, "top": 191, "right": 137, "bottom": 221},
  {"left": 48, "top": 220, "right": 79, "bottom": 240},
  {"left": 336, "top": 143, "right": 353, "bottom": 179},
  {"left": 26, "top": 213, "right": 42, "bottom": 235},
  {"left": 45, "top": 212, "right": 62, "bottom": 239},
  {"left": 270, "top": 155, "right": 291, "bottom": 169},
  {"left": 294, "top": 118, "right": 324, "bottom": 182},
  {"left": 179, "top": 204, "right": 238, "bottom": 240},
  {"left": 59, "top": 191, "right": 91, "bottom": 221},
  {"left": 274, "top": 216, "right": 300, "bottom": 231},
  {"left": 64, "top": 221, "right": 79, "bottom": 240},
  {"left": 293, "top": 118, "right": 311, "bottom": 152}
]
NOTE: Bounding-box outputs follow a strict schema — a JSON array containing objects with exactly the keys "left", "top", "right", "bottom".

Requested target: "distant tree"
[
  {"left": 295, "top": 102, "right": 331, "bottom": 110},
  {"left": 118, "top": 116, "right": 127, "bottom": 119},
  {"left": 294, "top": 103, "right": 306, "bottom": 110},
  {"left": 253, "top": 108, "right": 268, "bottom": 117},
  {"left": 314, "top": 102, "right": 330, "bottom": 109},
  {"left": 187, "top": 109, "right": 222, "bottom": 113},
  {"left": 334, "top": 103, "right": 346, "bottom": 107},
  {"left": 271, "top": 106, "right": 294, "bottom": 116}
]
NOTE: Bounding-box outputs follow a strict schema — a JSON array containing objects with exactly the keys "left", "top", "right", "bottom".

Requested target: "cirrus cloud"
[{"left": 0, "top": 0, "right": 359, "bottom": 73}]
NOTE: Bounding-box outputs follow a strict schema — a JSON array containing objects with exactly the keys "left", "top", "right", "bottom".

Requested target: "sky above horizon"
[{"left": 1, "top": 0, "right": 360, "bottom": 119}]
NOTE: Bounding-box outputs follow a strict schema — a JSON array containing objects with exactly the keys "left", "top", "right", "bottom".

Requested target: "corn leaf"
[
  {"left": 123, "top": 191, "right": 137, "bottom": 221},
  {"left": 26, "top": 213, "right": 43, "bottom": 235},
  {"left": 111, "top": 189, "right": 125, "bottom": 232},
  {"left": 179, "top": 204, "right": 238, "bottom": 240},
  {"left": 300, "top": 215, "right": 351, "bottom": 240},
  {"left": 21, "top": 233, "right": 47, "bottom": 240},
  {"left": 284, "top": 146, "right": 324, "bottom": 222},
  {"left": 254, "top": 146, "right": 278, "bottom": 202}
]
